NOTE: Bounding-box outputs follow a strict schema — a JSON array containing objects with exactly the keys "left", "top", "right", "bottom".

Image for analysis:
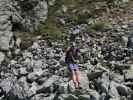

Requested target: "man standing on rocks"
[{"left": 65, "top": 42, "right": 81, "bottom": 88}]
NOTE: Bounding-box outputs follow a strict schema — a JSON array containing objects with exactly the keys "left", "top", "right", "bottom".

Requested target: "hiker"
[
  {"left": 65, "top": 42, "right": 81, "bottom": 88},
  {"left": 69, "top": 33, "right": 76, "bottom": 44}
]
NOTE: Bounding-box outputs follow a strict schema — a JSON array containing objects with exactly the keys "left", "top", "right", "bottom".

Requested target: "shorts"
[{"left": 68, "top": 63, "right": 78, "bottom": 70}]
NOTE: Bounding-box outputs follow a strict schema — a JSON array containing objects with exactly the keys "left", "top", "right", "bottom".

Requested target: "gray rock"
[
  {"left": 99, "top": 93, "right": 107, "bottom": 100},
  {"left": 98, "top": 72, "right": 110, "bottom": 93},
  {"left": 37, "top": 77, "right": 47, "bottom": 85},
  {"left": 121, "top": 35, "right": 128, "bottom": 47},
  {"left": 48, "top": 0, "right": 56, "bottom": 6},
  {"left": 78, "top": 95, "right": 90, "bottom": 100},
  {"left": 114, "top": 63, "right": 130, "bottom": 70},
  {"left": 58, "top": 82, "right": 69, "bottom": 94},
  {"left": 19, "top": 67, "right": 28, "bottom": 76},
  {"left": 33, "top": 60, "right": 43, "bottom": 69},
  {"left": 0, "top": 78, "right": 15, "bottom": 94},
  {"left": 22, "top": 51, "right": 33, "bottom": 59},
  {"left": 27, "top": 69, "right": 43, "bottom": 83},
  {"left": 16, "top": 38, "right": 21, "bottom": 48},
  {"left": 58, "top": 94, "right": 78, "bottom": 100},
  {"left": 111, "top": 73, "right": 124, "bottom": 83},
  {"left": 108, "top": 81, "right": 120, "bottom": 98},
  {"left": 0, "top": 0, "right": 14, "bottom": 51},
  {"left": 124, "top": 70, "right": 133, "bottom": 81},
  {"left": 28, "top": 82, "right": 38, "bottom": 97},
  {"left": 31, "top": 42, "right": 40, "bottom": 49},
  {"left": 59, "top": 53, "right": 66, "bottom": 65},
  {"left": 80, "top": 71, "right": 90, "bottom": 90},
  {"left": 109, "top": 97, "right": 120, "bottom": 100},
  {"left": 0, "top": 31, "right": 14, "bottom": 50},
  {"left": 0, "top": 52, "right": 5, "bottom": 64},
  {"left": 37, "top": 75, "right": 59, "bottom": 93},
  {"left": 88, "top": 90, "right": 100, "bottom": 100},
  {"left": 87, "top": 71, "right": 104, "bottom": 80},
  {"left": 31, "top": 93, "right": 55, "bottom": 100},
  {"left": 68, "top": 80, "right": 76, "bottom": 92},
  {"left": 116, "top": 84, "right": 129, "bottom": 96},
  {"left": 0, "top": 78, "right": 28, "bottom": 100}
]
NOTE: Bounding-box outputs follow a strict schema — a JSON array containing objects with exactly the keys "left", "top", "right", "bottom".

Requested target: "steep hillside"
[{"left": 0, "top": 0, "right": 133, "bottom": 100}]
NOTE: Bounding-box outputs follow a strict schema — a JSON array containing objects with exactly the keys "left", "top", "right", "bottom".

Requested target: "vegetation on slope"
[{"left": 15, "top": 0, "right": 131, "bottom": 42}]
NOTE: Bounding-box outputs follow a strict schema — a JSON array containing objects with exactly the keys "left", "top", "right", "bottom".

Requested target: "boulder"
[
  {"left": 108, "top": 81, "right": 120, "bottom": 98},
  {"left": 58, "top": 82, "right": 69, "bottom": 94},
  {"left": 37, "top": 75, "right": 59, "bottom": 93},
  {"left": 96, "top": 72, "right": 110, "bottom": 93},
  {"left": 87, "top": 71, "right": 104, "bottom": 80},
  {"left": 68, "top": 80, "right": 76, "bottom": 93},
  {"left": 0, "top": 78, "right": 14, "bottom": 94},
  {"left": 0, "top": 78, "right": 28, "bottom": 100},
  {"left": 0, "top": 31, "right": 14, "bottom": 50},
  {"left": 28, "top": 82, "right": 38, "bottom": 97},
  {"left": 27, "top": 69, "right": 43, "bottom": 83},
  {"left": 0, "top": 52, "right": 5, "bottom": 64},
  {"left": 80, "top": 71, "right": 90, "bottom": 90},
  {"left": 116, "top": 84, "right": 129, "bottom": 96}
]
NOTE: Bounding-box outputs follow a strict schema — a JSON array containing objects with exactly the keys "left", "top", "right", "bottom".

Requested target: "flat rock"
[
  {"left": 58, "top": 94, "right": 78, "bottom": 100},
  {"left": 78, "top": 94, "right": 90, "bottom": 100},
  {"left": 87, "top": 71, "right": 104, "bottom": 80}
]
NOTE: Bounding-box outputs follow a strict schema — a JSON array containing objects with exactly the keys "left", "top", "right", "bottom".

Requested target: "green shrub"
[{"left": 90, "top": 22, "right": 105, "bottom": 31}]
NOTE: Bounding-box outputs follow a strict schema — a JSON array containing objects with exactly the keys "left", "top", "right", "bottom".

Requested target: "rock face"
[
  {"left": 0, "top": 0, "right": 48, "bottom": 52},
  {"left": 0, "top": 0, "right": 14, "bottom": 51},
  {"left": 11, "top": 0, "right": 48, "bottom": 32}
]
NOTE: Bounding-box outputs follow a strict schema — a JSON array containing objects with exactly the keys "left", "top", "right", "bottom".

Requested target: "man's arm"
[{"left": 76, "top": 49, "right": 84, "bottom": 63}]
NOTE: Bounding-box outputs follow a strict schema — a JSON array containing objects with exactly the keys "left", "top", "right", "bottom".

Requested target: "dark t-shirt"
[{"left": 65, "top": 47, "right": 79, "bottom": 63}]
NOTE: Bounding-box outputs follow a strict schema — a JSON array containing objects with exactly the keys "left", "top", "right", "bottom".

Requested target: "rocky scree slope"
[
  {"left": 0, "top": 23, "right": 133, "bottom": 100},
  {"left": 0, "top": 0, "right": 133, "bottom": 100}
]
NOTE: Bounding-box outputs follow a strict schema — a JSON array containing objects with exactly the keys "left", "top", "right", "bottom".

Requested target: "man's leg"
[
  {"left": 75, "top": 68, "right": 80, "bottom": 87},
  {"left": 71, "top": 70, "right": 77, "bottom": 88},
  {"left": 68, "top": 64, "right": 77, "bottom": 88}
]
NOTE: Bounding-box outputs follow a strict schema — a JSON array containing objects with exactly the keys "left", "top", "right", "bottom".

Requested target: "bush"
[{"left": 90, "top": 22, "right": 105, "bottom": 31}]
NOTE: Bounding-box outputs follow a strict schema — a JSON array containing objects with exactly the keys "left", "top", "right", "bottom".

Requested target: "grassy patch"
[
  {"left": 36, "top": 17, "right": 66, "bottom": 41},
  {"left": 15, "top": 31, "right": 35, "bottom": 41},
  {"left": 90, "top": 22, "right": 106, "bottom": 31}
]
